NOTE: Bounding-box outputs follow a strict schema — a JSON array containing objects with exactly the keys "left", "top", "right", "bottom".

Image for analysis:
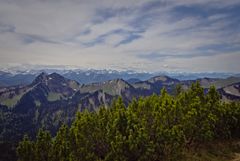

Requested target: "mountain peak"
[
  {"left": 148, "top": 75, "right": 176, "bottom": 83},
  {"left": 32, "top": 72, "right": 68, "bottom": 86},
  {"left": 32, "top": 72, "right": 48, "bottom": 84},
  {"left": 48, "top": 72, "right": 65, "bottom": 80},
  {"left": 108, "top": 78, "right": 132, "bottom": 87},
  {"left": 38, "top": 72, "right": 48, "bottom": 78}
]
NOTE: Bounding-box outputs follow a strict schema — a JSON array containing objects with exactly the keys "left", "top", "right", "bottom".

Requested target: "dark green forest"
[{"left": 17, "top": 82, "right": 240, "bottom": 161}]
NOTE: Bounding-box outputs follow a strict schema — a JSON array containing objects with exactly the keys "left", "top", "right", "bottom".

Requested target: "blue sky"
[{"left": 0, "top": 0, "right": 239, "bottom": 72}]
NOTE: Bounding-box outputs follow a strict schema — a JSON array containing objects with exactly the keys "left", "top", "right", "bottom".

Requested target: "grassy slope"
[
  {"left": 183, "top": 140, "right": 240, "bottom": 161},
  {"left": 1, "top": 94, "right": 23, "bottom": 107},
  {"left": 47, "top": 92, "right": 62, "bottom": 102},
  {"left": 211, "top": 77, "right": 240, "bottom": 89},
  {"left": 0, "top": 87, "right": 32, "bottom": 107}
]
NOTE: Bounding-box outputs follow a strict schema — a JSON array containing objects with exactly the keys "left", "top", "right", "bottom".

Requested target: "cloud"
[
  {"left": 0, "top": 0, "right": 239, "bottom": 72},
  {"left": 0, "top": 23, "right": 15, "bottom": 33}
]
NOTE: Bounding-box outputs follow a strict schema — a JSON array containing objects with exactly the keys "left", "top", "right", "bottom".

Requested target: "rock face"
[
  {"left": 219, "top": 82, "right": 240, "bottom": 101},
  {"left": 0, "top": 73, "right": 240, "bottom": 143}
]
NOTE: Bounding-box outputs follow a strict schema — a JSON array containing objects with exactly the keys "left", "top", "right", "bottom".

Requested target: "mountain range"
[
  {"left": 0, "top": 72, "right": 240, "bottom": 143},
  {"left": 0, "top": 68, "right": 239, "bottom": 87}
]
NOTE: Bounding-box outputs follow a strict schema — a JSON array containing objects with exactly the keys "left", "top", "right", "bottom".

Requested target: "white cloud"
[
  {"left": 164, "top": 51, "right": 240, "bottom": 72},
  {"left": 0, "top": 0, "right": 239, "bottom": 72}
]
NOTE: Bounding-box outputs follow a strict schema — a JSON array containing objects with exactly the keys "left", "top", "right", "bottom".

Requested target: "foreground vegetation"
[{"left": 17, "top": 83, "right": 240, "bottom": 161}]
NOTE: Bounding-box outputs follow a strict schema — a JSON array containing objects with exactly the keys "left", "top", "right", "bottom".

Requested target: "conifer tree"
[
  {"left": 17, "top": 135, "right": 34, "bottom": 161},
  {"left": 34, "top": 129, "right": 52, "bottom": 161},
  {"left": 51, "top": 124, "right": 70, "bottom": 161}
]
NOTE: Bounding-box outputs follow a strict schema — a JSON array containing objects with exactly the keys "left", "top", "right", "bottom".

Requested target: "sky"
[{"left": 0, "top": 0, "right": 240, "bottom": 73}]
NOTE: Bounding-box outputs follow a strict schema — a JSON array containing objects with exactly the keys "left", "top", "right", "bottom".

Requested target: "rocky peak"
[
  {"left": 148, "top": 75, "right": 176, "bottom": 83},
  {"left": 48, "top": 72, "right": 66, "bottom": 81},
  {"left": 32, "top": 72, "right": 48, "bottom": 85}
]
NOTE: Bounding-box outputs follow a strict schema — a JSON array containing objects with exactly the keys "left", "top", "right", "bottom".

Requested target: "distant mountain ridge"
[
  {"left": 1, "top": 73, "right": 240, "bottom": 109},
  {"left": 0, "top": 69, "right": 238, "bottom": 87}
]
